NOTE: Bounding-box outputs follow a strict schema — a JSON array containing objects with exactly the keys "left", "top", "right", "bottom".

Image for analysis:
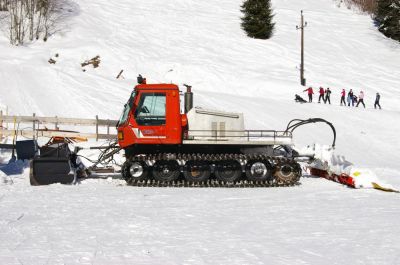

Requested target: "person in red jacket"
[
  {"left": 303, "top": 87, "right": 314, "bottom": 103},
  {"left": 340, "top": 89, "right": 346, "bottom": 105},
  {"left": 318, "top": 87, "right": 325, "bottom": 103}
]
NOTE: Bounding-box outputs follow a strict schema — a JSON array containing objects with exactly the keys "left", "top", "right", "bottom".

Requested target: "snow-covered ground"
[
  {"left": 1, "top": 174, "right": 400, "bottom": 265},
  {"left": 1, "top": 0, "right": 400, "bottom": 264}
]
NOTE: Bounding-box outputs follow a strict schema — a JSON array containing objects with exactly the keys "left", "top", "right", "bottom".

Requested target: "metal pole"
[
  {"left": 297, "top": 10, "right": 307, "bottom": 86},
  {"left": 300, "top": 11, "right": 304, "bottom": 85}
]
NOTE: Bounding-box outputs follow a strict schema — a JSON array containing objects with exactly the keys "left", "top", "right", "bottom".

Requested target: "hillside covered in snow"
[
  {"left": 0, "top": 0, "right": 399, "bottom": 166},
  {"left": 1, "top": 0, "right": 400, "bottom": 264}
]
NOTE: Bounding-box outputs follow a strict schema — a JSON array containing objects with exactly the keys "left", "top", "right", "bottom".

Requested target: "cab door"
[{"left": 132, "top": 92, "right": 167, "bottom": 143}]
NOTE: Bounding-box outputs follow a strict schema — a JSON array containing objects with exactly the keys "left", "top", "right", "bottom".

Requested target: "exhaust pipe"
[{"left": 184, "top": 84, "right": 193, "bottom": 114}]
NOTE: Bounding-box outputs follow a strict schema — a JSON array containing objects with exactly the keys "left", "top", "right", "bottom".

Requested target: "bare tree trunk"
[
  {"left": 42, "top": 2, "right": 49, "bottom": 41},
  {"left": 35, "top": 1, "right": 43, "bottom": 40},
  {"left": 0, "top": 0, "right": 9, "bottom": 11},
  {"left": 26, "top": 0, "right": 36, "bottom": 41},
  {"left": 18, "top": 0, "right": 26, "bottom": 44},
  {"left": 9, "top": 0, "right": 17, "bottom": 44},
  {"left": 9, "top": 3, "right": 13, "bottom": 44},
  {"left": 42, "top": 0, "right": 51, "bottom": 42}
]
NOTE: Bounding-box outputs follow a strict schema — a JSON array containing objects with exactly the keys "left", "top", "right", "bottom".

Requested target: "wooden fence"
[{"left": 0, "top": 111, "right": 118, "bottom": 141}]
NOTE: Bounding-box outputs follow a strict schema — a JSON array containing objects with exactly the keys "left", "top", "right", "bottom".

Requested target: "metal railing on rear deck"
[{"left": 187, "top": 130, "right": 292, "bottom": 142}]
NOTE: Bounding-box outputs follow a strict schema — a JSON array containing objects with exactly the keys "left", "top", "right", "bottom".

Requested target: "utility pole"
[{"left": 296, "top": 10, "right": 307, "bottom": 86}]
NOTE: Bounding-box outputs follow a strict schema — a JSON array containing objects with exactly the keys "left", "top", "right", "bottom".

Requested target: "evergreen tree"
[
  {"left": 375, "top": 0, "right": 400, "bottom": 42},
  {"left": 241, "top": 0, "right": 275, "bottom": 39}
]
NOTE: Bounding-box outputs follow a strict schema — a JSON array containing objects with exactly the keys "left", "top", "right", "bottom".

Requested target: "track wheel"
[
  {"left": 183, "top": 161, "right": 211, "bottom": 182},
  {"left": 215, "top": 160, "right": 242, "bottom": 183},
  {"left": 122, "top": 160, "right": 149, "bottom": 184},
  {"left": 274, "top": 161, "right": 300, "bottom": 184},
  {"left": 245, "top": 160, "right": 273, "bottom": 182},
  {"left": 152, "top": 160, "right": 180, "bottom": 182}
]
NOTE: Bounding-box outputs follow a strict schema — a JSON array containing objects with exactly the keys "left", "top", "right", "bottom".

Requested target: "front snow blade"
[{"left": 30, "top": 157, "right": 75, "bottom": 186}]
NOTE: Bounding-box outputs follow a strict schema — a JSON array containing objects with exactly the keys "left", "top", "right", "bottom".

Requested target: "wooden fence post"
[
  {"left": 5, "top": 106, "right": 8, "bottom": 130},
  {"left": 96, "top": 115, "right": 99, "bottom": 141},
  {"left": 0, "top": 110, "right": 3, "bottom": 141},
  {"left": 32, "top": 113, "right": 36, "bottom": 140}
]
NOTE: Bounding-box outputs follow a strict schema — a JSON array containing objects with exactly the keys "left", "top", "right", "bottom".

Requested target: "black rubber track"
[
  {"left": 123, "top": 153, "right": 302, "bottom": 188},
  {"left": 127, "top": 179, "right": 301, "bottom": 188}
]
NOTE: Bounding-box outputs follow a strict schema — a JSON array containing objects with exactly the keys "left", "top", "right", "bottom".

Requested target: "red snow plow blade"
[
  {"left": 310, "top": 167, "right": 399, "bottom": 192},
  {"left": 310, "top": 168, "right": 355, "bottom": 188}
]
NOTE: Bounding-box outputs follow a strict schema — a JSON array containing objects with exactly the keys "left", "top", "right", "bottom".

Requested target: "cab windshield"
[{"left": 117, "top": 91, "right": 136, "bottom": 126}]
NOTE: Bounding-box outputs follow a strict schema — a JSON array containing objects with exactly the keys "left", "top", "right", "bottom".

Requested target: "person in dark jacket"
[
  {"left": 374, "top": 92, "right": 381, "bottom": 109},
  {"left": 324, "top": 87, "right": 331, "bottom": 104},
  {"left": 303, "top": 87, "right": 314, "bottom": 103},
  {"left": 318, "top": 87, "right": 325, "bottom": 103},
  {"left": 295, "top": 94, "right": 307, "bottom": 103},
  {"left": 340, "top": 89, "right": 346, "bottom": 106},
  {"left": 347, "top": 89, "right": 354, "bottom": 106}
]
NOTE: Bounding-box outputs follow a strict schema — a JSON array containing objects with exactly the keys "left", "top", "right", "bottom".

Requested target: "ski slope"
[{"left": 1, "top": 0, "right": 400, "bottom": 264}]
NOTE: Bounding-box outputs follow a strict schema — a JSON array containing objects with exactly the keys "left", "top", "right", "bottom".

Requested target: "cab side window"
[{"left": 134, "top": 93, "right": 166, "bottom": 126}]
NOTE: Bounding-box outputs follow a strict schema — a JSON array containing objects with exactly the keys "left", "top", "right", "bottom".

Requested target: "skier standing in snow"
[
  {"left": 347, "top": 89, "right": 354, "bottom": 107},
  {"left": 318, "top": 87, "right": 325, "bottom": 103},
  {"left": 374, "top": 93, "right": 381, "bottom": 109},
  {"left": 356, "top": 90, "right": 365, "bottom": 108},
  {"left": 340, "top": 89, "right": 346, "bottom": 105},
  {"left": 303, "top": 87, "right": 314, "bottom": 103},
  {"left": 324, "top": 87, "right": 331, "bottom": 104}
]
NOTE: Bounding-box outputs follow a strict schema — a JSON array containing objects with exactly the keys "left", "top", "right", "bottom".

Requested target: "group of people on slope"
[
  {"left": 302, "top": 86, "right": 332, "bottom": 104},
  {"left": 303, "top": 87, "right": 382, "bottom": 109}
]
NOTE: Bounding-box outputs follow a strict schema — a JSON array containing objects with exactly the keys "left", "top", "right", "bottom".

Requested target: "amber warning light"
[{"left": 118, "top": 131, "right": 124, "bottom": 140}]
